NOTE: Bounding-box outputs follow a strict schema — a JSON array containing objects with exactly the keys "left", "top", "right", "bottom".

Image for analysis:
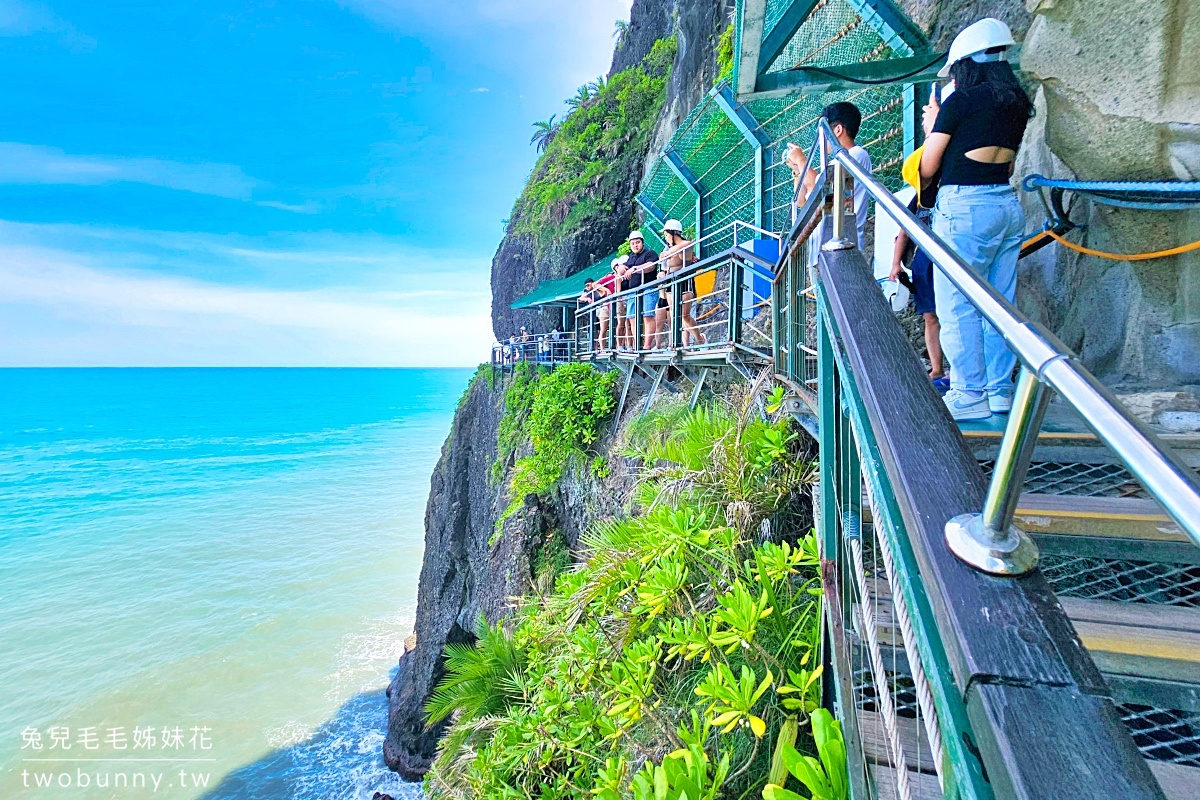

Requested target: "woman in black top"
[{"left": 919, "top": 17, "right": 1032, "bottom": 422}]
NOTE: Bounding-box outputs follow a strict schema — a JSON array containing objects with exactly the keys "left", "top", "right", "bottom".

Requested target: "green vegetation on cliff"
[
  {"left": 427, "top": 392, "right": 836, "bottom": 799},
  {"left": 493, "top": 363, "right": 619, "bottom": 522},
  {"left": 512, "top": 37, "right": 677, "bottom": 250}
]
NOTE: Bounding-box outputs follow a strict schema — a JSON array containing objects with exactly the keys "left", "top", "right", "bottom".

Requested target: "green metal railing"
[{"left": 783, "top": 118, "right": 1196, "bottom": 800}]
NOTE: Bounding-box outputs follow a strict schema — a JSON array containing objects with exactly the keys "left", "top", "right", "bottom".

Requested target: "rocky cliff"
[
  {"left": 387, "top": 0, "right": 1200, "bottom": 782},
  {"left": 490, "top": 0, "right": 733, "bottom": 340},
  {"left": 388, "top": 4, "right": 731, "bottom": 775}
]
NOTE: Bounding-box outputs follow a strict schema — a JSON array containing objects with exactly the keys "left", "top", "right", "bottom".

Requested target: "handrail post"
[
  {"left": 635, "top": 289, "right": 644, "bottom": 354},
  {"left": 729, "top": 258, "right": 743, "bottom": 344},
  {"left": 672, "top": 280, "right": 682, "bottom": 350},
  {"left": 607, "top": 299, "right": 616, "bottom": 352},
  {"left": 822, "top": 159, "right": 856, "bottom": 252},
  {"left": 945, "top": 366, "right": 1048, "bottom": 575}
]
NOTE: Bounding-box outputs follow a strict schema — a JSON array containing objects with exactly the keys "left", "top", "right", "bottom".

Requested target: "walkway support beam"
[
  {"left": 714, "top": 85, "right": 770, "bottom": 232},
  {"left": 756, "top": 0, "right": 821, "bottom": 75},
  {"left": 736, "top": 0, "right": 768, "bottom": 97}
]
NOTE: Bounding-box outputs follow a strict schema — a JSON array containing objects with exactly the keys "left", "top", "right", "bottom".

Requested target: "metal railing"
[
  {"left": 490, "top": 333, "right": 575, "bottom": 374},
  {"left": 810, "top": 119, "right": 1200, "bottom": 564},
  {"left": 784, "top": 119, "right": 1192, "bottom": 800},
  {"left": 573, "top": 220, "right": 780, "bottom": 361}
]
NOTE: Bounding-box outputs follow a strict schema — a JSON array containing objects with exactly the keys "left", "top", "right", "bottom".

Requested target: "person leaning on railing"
[
  {"left": 920, "top": 17, "right": 1033, "bottom": 422},
  {"left": 623, "top": 230, "right": 661, "bottom": 351},
  {"left": 659, "top": 219, "right": 705, "bottom": 347},
  {"left": 597, "top": 260, "right": 622, "bottom": 350},
  {"left": 579, "top": 278, "right": 611, "bottom": 352},
  {"left": 612, "top": 255, "right": 632, "bottom": 350}
]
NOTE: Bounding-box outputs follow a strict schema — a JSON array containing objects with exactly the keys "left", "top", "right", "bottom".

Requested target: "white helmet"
[
  {"left": 628, "top": 230, "right": 644, "bottom": 242},
  {"left": 611, "top": 258, "right": 621, "bottom": 268},
  {"left": 617, "top": 255, "right": 629, "bottom": 265},
  {"left": 938, "top": 18, "right": 1016, "bottom": 78},
  {"left": 663, "top": 219, "right": 684, "bottom": 234}
]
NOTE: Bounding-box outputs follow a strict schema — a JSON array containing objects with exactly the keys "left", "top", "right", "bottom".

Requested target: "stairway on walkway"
[{"left": 855, "top": 413, "right": 1200, "bottom": 799}]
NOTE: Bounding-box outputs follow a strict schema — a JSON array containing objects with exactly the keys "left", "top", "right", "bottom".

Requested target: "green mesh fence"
[{"left": 641, "top": 0, "right": 908, "bottom": 249}]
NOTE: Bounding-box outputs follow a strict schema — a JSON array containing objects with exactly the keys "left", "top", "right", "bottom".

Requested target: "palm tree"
[
  {"left": 566, "top": 84, "right": 592, "bottom": 112},
  {"left": 613, "top": 19, "right": 629, "bottom": 44},
  {"left": 530, "top": 115, "right": 558, "bottom": 152},
  {"left": 587, "top": 76, "right": 607, "bottom": 97}
]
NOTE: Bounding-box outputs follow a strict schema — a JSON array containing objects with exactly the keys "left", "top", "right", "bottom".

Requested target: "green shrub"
[
  {"left": 495, "top": 363, "right": 619, "bottom": 522},
  {"left": 717, "top": 23, "right": 734, "bottom": 81},
  {"left": 510, "top": 37, "right": 677, "bottom": 252},
  {"left": 426, "top": 398, "right": 825, "bottom": 800}
]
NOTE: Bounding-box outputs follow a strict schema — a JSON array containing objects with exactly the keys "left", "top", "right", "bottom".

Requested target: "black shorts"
[{"left": 910, "top": 250, "right": 936, "bottom": 315}]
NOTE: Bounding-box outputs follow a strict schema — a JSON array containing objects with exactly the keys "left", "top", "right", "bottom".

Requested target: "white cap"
[
  {"left": 938, "top": 18, "right": 1016, "bottom": 78},
  {"left": 663, "top": 219, "right": 684, "bottom": 234},
  {"left": 628, "top": 229, "right": 644, "bottom": 242}
]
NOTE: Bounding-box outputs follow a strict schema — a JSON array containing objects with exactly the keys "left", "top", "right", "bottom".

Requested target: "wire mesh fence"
[{"left": 641, "top": 0, "right": 907, "bottom": 253}]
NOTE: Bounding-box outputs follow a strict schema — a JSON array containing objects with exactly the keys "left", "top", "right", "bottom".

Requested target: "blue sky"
[{"left": 0, "top": 0, "right": 631, "bottom": 365}]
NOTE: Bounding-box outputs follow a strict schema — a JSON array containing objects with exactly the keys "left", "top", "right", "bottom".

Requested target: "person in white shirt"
[{"left": 785, "top": 101, "right": 873, "bottom": 255}]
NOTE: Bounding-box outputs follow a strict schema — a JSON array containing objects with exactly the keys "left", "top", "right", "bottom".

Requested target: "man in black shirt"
[{"left": 623, "top": 230, "right": 660, "bottom": 350}]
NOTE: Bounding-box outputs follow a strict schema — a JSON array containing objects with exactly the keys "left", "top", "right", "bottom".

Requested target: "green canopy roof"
[{"left": 510, "top": 252, "right": 619, "bottom": 310}]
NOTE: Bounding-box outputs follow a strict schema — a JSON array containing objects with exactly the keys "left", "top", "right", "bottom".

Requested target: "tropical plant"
[
  {"left": 613, "top": 18, "right": 630, "bottom": 43},
  {"left": 509, "top": 36, "right": 676, "bottom": 246},
  {"left": 762, "top": 709, "right": 849, "bottom": 800},
  {"left": 530, "top": 115, "right": 559, "bottom": 153},
  {"left": 494, "top": 362, "right": 618, "bottom": 523},
  {"left": 566, "top": 84, "right": 593, "bottom": 111},
  {"left": 425, "top": 618, "right": 525, "bottom": 725},
  {"left": 425, "top": 389, "right": 824, "bottom": 799},
  {"left": 717, "top": 23, "right": 735, "bottom": 80}
]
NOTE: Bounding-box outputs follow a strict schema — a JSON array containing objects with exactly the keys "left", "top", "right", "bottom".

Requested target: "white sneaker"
[
  {"left": 989, "top": 388, "right": 1014, "bottom": 414},
  {"left": 944, "top": 389, "right": 991, "bottom": 421}
]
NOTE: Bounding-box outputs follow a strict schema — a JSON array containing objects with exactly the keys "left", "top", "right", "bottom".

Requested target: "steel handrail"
[
  {"left": 810, "top": 117, "right": 1200, "bottom": 562},
  {"left": 575, "top": 234, "right": 778, "bottom": 314}
]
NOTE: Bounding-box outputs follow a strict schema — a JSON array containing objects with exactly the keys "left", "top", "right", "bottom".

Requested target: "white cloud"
[
  {"left": 0, "top": 0, "right": 95, "bottom": 51},
  {"left": 255, "top": 199, "right": 324, "bottom": 214},
  {"left": 0, "top": 142, "right": 259, "bottom": 200},
  {"left": 0, "top": 226, "right": 496, "bottom": 367},
  {"left": 469, "top": 87, "right": 489, "bottom": 93},
  {"left": 336, "top": 0, "right": 632, "bottom": 95}
]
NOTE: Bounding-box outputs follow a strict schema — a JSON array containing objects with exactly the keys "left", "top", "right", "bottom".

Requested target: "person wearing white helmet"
[
  {"left": 658, "top": 219, "right": 704, "bottom": 347},
  {"left": 623, "top": 229, "right": 661, "bottom": 350},
  {"left": 919, "top": 17, "right": 1032, "bottom": 422}
]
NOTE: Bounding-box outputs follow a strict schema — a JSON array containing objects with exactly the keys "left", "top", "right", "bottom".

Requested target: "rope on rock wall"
[{"left": 1040, "top": 228, "right": 1200, "bottom": 261}]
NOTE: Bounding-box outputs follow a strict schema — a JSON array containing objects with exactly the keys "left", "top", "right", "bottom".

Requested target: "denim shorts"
[{"left": 641, "top": 290, "right": 659, "bottom": 316}]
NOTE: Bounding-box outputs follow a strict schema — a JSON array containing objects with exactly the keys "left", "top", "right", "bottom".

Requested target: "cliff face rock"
[
  {"left": 903, "top": 0, "right": 1199, "bottom": 390},
  {"left": 384, "top": 377, "right": 507, "bottom": 779},
  {"left": 383, "top": 375, "right": 638, "bottom": 779},
  {"left": 490, "top": 0, "right": 730, "bottom": 341},
  {"left": 1015, "top": 0, "right": 1200, "bottom": 389}
]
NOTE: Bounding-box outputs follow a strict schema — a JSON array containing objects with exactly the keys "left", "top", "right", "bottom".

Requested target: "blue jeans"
[{"left": 932, "top": 184, "right": 1024, "bottom": 394}]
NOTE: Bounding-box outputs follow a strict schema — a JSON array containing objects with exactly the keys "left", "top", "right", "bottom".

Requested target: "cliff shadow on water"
[{"left": 197, "top": 688, "right": 418, "bottom": 800}]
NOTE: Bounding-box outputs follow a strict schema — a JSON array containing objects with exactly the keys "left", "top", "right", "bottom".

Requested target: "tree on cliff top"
[{"left": 510, "top": 36, "right": 677, "bottom": 251}]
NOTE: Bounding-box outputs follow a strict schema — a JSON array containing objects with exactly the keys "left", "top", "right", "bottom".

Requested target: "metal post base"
[
  {"left": 821, "top": 238, "right": 856, "bottom": 252},
  {"left": 945, "top": 513, "right": 1039, "bottom": 576}
]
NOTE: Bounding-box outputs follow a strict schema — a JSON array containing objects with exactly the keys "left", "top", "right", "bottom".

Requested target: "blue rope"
[{"left": 1022, "top": 174, "right": 1200, "bottom": 210}]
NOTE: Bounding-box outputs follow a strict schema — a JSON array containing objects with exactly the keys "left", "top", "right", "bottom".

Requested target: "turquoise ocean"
[{"left": 0, "top": 368, "right": 472, "bottom": 799}]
